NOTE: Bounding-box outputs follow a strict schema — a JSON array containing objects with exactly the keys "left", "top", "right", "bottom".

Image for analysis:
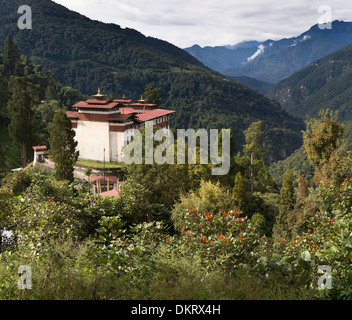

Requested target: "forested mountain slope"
[
  {"left": 266, "top": 42, "right": 352, "bottom": 122},
  {"left": 0, "top": 0, "right": 305, "bottom": 161}
]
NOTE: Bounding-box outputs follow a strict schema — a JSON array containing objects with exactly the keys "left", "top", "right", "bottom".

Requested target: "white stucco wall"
[
  {"left": 77, "top": 120, "right": 110, "bottom": 162},
  {"left": 117, "top": 131, "right": 126, "bottom": 162},
  {"left": 109, "top": 132, "right": 118, "bottom": 162}
]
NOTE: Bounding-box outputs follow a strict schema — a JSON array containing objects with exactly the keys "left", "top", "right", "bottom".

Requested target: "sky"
[{"left": 52, "top": 0, "right": 352, "bottom": 48}]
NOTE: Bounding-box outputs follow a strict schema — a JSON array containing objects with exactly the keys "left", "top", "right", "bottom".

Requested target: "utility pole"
[{"left": 103, "top": 148, "right": 106, "bottom": 192}]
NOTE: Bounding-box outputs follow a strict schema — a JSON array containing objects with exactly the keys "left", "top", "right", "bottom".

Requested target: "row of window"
[
  {"left": 124, "top": 116, "right": 168, "bottom": 145},
  {"left": 155, "top": 116, "right": 168, "bottom": 124}
]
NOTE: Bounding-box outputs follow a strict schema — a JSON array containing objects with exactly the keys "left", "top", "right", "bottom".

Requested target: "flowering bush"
[
  {"left": 254, "top": 178, "right": 352, "bottom": 295},
  {"left": 175, "top": 207, "right": 265, "bottom": 272}
]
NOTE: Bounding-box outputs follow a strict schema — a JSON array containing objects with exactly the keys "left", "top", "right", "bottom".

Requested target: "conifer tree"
[
  {"left": 0, "top": 73, "right": 9, "bottom": 119},
  {"left": 3, "top": 36, "right": 22, "bottom": 77},
  {"left": 243, "top": 121, "right": 268, "bottom": 193},
  {"left": 7, "top": 76, "right": 39, "bottom": 167},
  {"left": 215, "top": 128, "right": 236, "bottom": 187},
  {"left": 0, "top": 145, "right": 6, "bottom": 175},
  {"left": 275, "top": 169, "right": 295, "bottom": 236},
  {"left": 49, "top": 109, "right": 78, "bottom": 182},
  {"left": 232, "top": 171, "right": 247, "bottom": 213}
]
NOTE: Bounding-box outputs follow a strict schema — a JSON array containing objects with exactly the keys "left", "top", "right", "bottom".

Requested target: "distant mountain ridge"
[
  {"left": 184, "top": 44, "right": 259, "bottom": 74},
  {"left": 227, "top": 76, "right": 273, "bottom": 95},
  {"left": 266, "top": 41, "right": 352, "bottom": 122},
  {"left": 185, "top": 21, "right": 352, "bottom": 83}
]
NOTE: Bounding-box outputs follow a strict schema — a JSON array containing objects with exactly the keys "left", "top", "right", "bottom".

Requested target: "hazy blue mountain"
[
  {"left": 185, "top": 21, "right": 352, "bottom": 83},
  {"left": 184, "top": 44, "right": 258, "bottom": 73}
]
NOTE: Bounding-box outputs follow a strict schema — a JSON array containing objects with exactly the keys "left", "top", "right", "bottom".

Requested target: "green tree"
[
  {"left": 144, "top": 86, "right": 162, "bottom": 106},
  {"left": 232, "top": 171, "right": 247, "bottom": 213},
  {"left": 34, "top": 100, "right": 62, "bottom": 145},
  {"left": 242, "top": 121, "right": 268, "bottom": 193},
  {"left": 7, "top": 76, "right": 39, "bottom": 167},
  {"left": 171, "top": 180, "right": 234, "bottom": 230},
  {"left": 123, "top": 125, "right": 189, "bottom": 208},
  {"left": 0, "top": 73, "right": 9, "bottom": 119},
  {"left": 296, "top": 176, "right": 309, "bottom": 199},
  {"left": 45, "top": 85, "right": 57, "bottom": 101},
  {"left": 0, "top": 145, "right": 6, "bottom": 176},
  {"left": 275, "top": 169, "right": 295, "bottom": 237},
  {"left": 3, "top": 36, "right": 22, "bottom": 77},
  {"left": 303, "top": 109, "right": 349, "bottom": 185},
  {"left": 214, "top": 128, "right": 236, "bottom": 187},
  {"left": 49, "top": 109, "right": 79, "bottom": 182}
]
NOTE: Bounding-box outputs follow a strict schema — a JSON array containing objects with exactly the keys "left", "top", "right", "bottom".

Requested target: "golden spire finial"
[{"left": 93, "top": 88, "right": 104, "bottom": 100}]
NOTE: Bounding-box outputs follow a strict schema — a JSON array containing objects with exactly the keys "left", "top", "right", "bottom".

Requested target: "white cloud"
[
  {"left": 247, "top": 44, "right": 265, "bottom": 61},
  {"left": 52, "top": 0, "right": 352, "bottom": 48}
]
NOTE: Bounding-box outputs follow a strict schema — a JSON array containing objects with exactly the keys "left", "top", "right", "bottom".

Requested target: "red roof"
[
  {"left": 33, "top": 146, "right": 47, "bottom": 151},
  {"left": 66, "top": 111, "right": 79, "bottom": 119},
  {"left": 135, "top": 109, "right": 175, "bottom": 122},
  {"left": 73, "top": 101, "right": 120, "bottom": 110},
  {"left": 86, "top": 99, "right": 111, "bottom": 105},
  {"left": 113, "top": 99, "right": 133, "bottom": 104},
  {"left": 100, "top": 189, "right": 120, "bottom": 197},
  {"left": 129, "top": 103, "right": 157, "bottom": 108},
  {"left": 109, "top": 113, "right": 135, "bottom": 121},
  {"left": 119, "top": 107, "right": 145, "bottom": 115}
]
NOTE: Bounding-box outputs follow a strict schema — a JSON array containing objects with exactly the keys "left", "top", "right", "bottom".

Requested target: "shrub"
[{"left": 171, "top": 180, "right": 234, "bottom": 230}]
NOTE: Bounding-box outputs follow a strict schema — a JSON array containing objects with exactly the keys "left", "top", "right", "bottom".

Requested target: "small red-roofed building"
[
  {"left": 66, "top": 89, "right": 175, "bottom": 163},
  {"left": 90, "top": 175, "right": 119, "bottom": 193},
  {"left": 33, "top": 145, "right": 47, "bottom": 166}
]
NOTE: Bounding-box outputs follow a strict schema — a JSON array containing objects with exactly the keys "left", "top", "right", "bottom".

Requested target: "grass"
[{"left": 76, "top": 159, "right": 122, "bottom": 169}]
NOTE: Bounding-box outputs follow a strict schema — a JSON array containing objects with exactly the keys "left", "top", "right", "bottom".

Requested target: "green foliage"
[
  {"left": 237, "top": 121, "right": 275, "bottom": 193},
  {"left": 303, "top": 110, "right": 343, "bottom": 168},
  {"left": 267, "top": 40, "right": 352, "bottom": 122},
  {"left": 33, "top": 100, "right": 61, "bottom": 145},
  {"left": 171, "top": 180, "right": 234, "bottom": 230},
  {"left": 279, "top": 170, "right": 295, "bottom": 214},
  {"left": 3, "top": 36, "right": 22, "bottom": 78},
  {"left": 0, "top": 37, "right": 87, "bottom": 174},
  {"left": 232, "top": 172, "right": 247, "bottom": 213},
  {"left": 143, "top": 86, "right": 162, "bottom": 106},
  {"left": 1, "top": 168, "right": 351, "bottom": 300},
  {"left": 303, "top": 110, "right": 350, "bottom": 185},
  {"left": 48, "top": 109, "right": 79, "bottom": 182},
  {"left": 1, "top": 170, "right": 31, "bottom": 195},
  {"left": 7, "top": 76, "right": 40, "bottom": 166},
  {"left": 0, "top": 145, "right": 5, "bottom": 175},
  {"left": 275, "top": 170, "right": 296, "bottom": 238},
  {"left": 251, "top": 213, "right": 266, "bottom": 236},
  {"left": 228, "top": 76, "right": 273, "bottom": 94},
  {"left": 269, "top": 146, "right": 315, "bottom": 187},
  {"left": 246, "top": 192, "right": 280, "bottom": 236},
  {"left": 117, "top": 179, "right": 172, "bottom": 229}
]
